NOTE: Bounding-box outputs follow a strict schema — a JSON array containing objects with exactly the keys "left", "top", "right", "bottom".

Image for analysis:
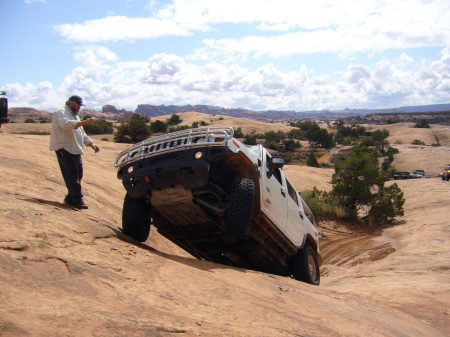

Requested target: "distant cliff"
[
  {"left": 102, "top": 105, "right": 133, "bottom": 114},
  {"left": 133, "top": 103, "right": 450, "bottom": 122}
]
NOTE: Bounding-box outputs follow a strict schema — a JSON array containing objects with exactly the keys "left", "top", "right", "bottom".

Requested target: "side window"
[
  {"left": 286, "top": 180, "right": 298, "bottom": 205},
  {"left": 266, "top": 154, "right": 272, "bottom": 177},
  {"left": 272, "top": 167, "right": 282, "bottom": 185},
  {"left": 301, "top": 199, "right": 316, "bottom": 225}
]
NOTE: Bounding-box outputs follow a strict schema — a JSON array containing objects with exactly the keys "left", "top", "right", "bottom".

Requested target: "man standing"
[{"left": 50, "top": 95, "right": 100, "bottom": 209}]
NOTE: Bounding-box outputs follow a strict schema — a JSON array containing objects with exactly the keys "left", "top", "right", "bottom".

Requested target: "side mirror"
[
  {"left": 271, "top": 156, "right": 284, "bottom": 169},
  {"left": 266, "top": 156, "right": 284, "bottom": 178}
]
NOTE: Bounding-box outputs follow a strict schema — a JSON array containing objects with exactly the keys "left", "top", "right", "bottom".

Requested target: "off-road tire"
[
  {"left": 225, "top": 177, "right": 255, "bottom": 238},
  {"left": 122, "top": 193, "right": 151, "bottom": 242},
  {"left": 292, "top": 244, "right": 320, "bottom": 285}
]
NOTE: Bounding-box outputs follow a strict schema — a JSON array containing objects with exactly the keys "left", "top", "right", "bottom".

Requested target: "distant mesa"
[{"left": 102, "top": 105, "right": 131, "bottom": 114}]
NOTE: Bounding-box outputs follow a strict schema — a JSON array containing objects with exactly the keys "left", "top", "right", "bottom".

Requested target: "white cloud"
[
  {"left": 6, "top": 45, "right": 450, "bottom": 111},
  {"left": 54, "top": 16, "right": 194, "bottom": 43},
  {"left": 53, "top": 0, "right": 450, "bottom": 59}
]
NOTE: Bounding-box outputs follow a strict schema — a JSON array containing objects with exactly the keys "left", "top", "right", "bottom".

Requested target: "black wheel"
[
  {"left": 122, "top": 193, "right": 151, "bottom": 242},
  {"left": 225, "top": 177, "right": 255, "bottom": 238},
  {"left": 292, "top": 244, "right": 320, "bottom": 285}
]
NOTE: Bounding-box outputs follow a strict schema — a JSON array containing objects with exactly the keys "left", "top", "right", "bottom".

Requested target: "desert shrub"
[
  {"left": 301, "top": 188, "right": 346, "bottom": 219},
  {"left": 415, "top": 119, "right": 430, "bottom": 128},
  {"left": 114, "top": 116, "right": 151, "bottom": 143},
  {"left": 14, "top": 131, "right": 49, "bottom": 135},
  {"left": 168, "top": 125, "right": 190, "bottom": 132},
  {"left": 83, "top": 119, "right": 114, "bottom": 135},
  {"left": 131, "top": 113, "right": 150, "bottom": 122},
  {"left": 287, "top": 128, "right": 307, "bottom": 140},
  {"left": 234, "top": 127, "right": 244, "bottom": 138},
  {"left": 280, "top": 152, "right": 306, "bottom": 165},
  {"left": 24, "top": 118, "right": 36, "bottom": 123},
  {"left": 243, "top": 134, "right": 257, "bottom": 145},
  {"left": 411, "top": 139, "right": 425, "bottom": 145},
  {"left": 282, "top": 139, "right": 300, "bottom": 152}
]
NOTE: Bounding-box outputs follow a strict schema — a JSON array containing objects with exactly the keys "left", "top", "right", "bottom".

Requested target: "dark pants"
[{"left": 56, "top": 149, "right": 84, "bottom": 204}]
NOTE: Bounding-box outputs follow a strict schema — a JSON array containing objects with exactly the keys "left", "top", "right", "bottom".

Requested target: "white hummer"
[{"left": 114, "top": 127, "right": 322, "bottom": 285}]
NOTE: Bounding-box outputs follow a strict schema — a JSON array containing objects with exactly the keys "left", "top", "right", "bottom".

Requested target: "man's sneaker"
[{"left": 73, "top": 202, "right": 89, "bottom": 210}]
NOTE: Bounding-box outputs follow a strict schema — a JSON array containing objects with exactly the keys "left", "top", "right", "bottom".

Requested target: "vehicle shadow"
[{"left": 105, "top": 224, "right": 249, "bottom": 275}]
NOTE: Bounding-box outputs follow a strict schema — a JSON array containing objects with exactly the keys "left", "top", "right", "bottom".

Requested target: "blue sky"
[{"left": 1, "top": 0, "right": 450, "bottom": 112}]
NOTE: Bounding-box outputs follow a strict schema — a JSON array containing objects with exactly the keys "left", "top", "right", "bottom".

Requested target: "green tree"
[
  {"left": 331, "top": 146, "right": 404, "bottom": 223},
  {"left": 371, "top": 129, "right": 390, "bottom": 154},
  {"left": 150, "top": 120, "right": 168, "bottom": 133},
  {"left": 368, "top": 183, "right": 404, "bottom": 225},
  {"left": 307, "top": 124, "right": 333, "bottom": 149},
  {"left": 114, "top": 114, "right": 151, "bottom": 143},
  {"left": 306, "top": 152, "right": 320, "bottom": 168},
  {"left": 167, "top": 114, "right": 183, "bottom": 126}
]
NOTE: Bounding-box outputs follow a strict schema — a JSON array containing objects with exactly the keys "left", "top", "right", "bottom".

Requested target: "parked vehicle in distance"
[
  {"left": 442, "top": 166, "right": 450, "bottom": 181},
  {"left": 410, "top": 170, "right": 427, "bottom": 179},
  {"left": 0, "top": 91, "right": 9, "bottom": 128},
  {"left": 393, "top": 171, "right": 411, "bottom": 180},
  {"left": 114, "top": 127, "right": 322, "bottom": 285}
]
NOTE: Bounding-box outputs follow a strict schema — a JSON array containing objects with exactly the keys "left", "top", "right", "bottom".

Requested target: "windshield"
[{"left": 247, "top": 145, "right": 261, "bottom": 158}]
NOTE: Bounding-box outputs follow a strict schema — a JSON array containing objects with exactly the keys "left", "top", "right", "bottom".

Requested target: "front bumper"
[{"left": 117, "top": 146, "right": 229, "bottom": 199}]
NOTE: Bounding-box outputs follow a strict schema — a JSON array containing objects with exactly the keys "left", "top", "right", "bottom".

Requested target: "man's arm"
[
  {"left": 88, "top": 142, "right": 100, "bottom": 153},
  {"left": 75, "top": 117, "right": 94, "bottom": 129}
]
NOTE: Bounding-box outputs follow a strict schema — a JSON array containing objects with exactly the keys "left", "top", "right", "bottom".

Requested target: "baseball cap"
[{"left": 68, "top": 95, "right": 85, "bottom": 106}]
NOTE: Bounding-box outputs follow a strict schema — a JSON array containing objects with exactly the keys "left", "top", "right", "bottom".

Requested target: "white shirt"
[{"left": 49, "top": 105, "right": 93, "bottom": 155}]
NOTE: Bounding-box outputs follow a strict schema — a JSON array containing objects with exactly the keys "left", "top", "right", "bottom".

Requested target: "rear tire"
[
  {"left": 292, "top": 244, "right": 320, "bottom": 285},
  {"left": 225, "top": 177, "right": 255, "bottom": 238},
  {"left": 122, "top": 193, "right": 151, "bottom": 242}
]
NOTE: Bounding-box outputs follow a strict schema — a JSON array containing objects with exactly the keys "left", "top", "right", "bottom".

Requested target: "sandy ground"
[{"left": 0, "top": 121, "right": 449, "bottom": 336}]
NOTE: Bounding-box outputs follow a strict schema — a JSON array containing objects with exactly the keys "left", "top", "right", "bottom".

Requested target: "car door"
[
  {"left": 283, "top": 174, "right": 306, "bottom": 246},
  {"left": 260, "top": 152, "right": 288, "bottom": 230}
]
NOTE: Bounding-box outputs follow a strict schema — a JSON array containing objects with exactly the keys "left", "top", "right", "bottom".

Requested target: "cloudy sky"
[{"left": 2, "top": 0, "right": 450, "bottom": 112}]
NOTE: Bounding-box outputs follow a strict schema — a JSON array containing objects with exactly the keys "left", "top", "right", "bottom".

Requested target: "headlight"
[
  {"left": 195, "top": 151, "right": 203, "bottom": 159},
  {"left": 127, "top": 165, "right": 134, "bottom": 173}
]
